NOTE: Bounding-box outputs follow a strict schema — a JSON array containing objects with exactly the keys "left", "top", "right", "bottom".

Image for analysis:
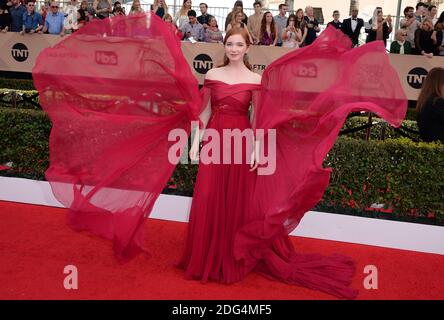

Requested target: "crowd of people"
[{"left": 0, "top": 0, "right": 442, "bottom": 56}]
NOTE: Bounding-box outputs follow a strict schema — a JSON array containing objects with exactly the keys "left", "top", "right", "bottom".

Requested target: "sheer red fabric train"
[
  {"left": 233, "top": 28, "right": 407, "bottom": 299},
  {"left": 32, "top": 13, "right": 201, "bottom": 262},
  {"left": 177, "top": 30, "right": 406, "bottom": 299},
  {"left": 33, "top": 13, "right": 407, "bottom": 299}
]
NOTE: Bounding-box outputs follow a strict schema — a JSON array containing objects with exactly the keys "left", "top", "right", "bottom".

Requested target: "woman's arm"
[
  {"left": 249, "top": 88, "right": 262, "bottom": 172},
  {"left": 301, "top": 26, "right": 307, "bottom": 44},
  {"left": 272, "top": 32, "right": 277, "bottom": 46},
  {"left": 189, "top": 73, "right": 214, "bottom": 161},
  {"left": 414, "top": 29, "right": 423, "bottom": 52},
  {"left": 296, "top": 28, "right": 302, "bottom": 42},
  {"left": 245, "top": 27, "right": 254, "bottom": 44},
  {"left": 431, "top": 30, "right": 438, "bottom": 44},
  {"left": 189, "top": 98, "right": 211, "bottom": 161}
]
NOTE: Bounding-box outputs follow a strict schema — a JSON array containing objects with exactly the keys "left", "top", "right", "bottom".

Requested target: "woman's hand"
[
  {"left": 189, "top": 140, "right": 200, "bottom": 162},
  {"left": 431, "top": 31, "right": 437, "bottom": 43},
  {"left": 249, "top": 140, "right": 260, "bottom": 172}
]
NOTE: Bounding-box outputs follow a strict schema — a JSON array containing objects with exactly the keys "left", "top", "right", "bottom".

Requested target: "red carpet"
[{"left": 0, "top": 200, "right": 443, "bottom": 300}]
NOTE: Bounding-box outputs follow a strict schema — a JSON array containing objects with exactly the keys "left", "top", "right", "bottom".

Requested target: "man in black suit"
[{"left": 341, "top": 7, "right": 364, "bottom": 47}]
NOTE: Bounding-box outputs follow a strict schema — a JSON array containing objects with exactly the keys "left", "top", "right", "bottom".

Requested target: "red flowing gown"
[
  {"left": 32, "top": 14, "right": 407, "bottom": 299},
  {"left": 178, "top": 80, "right": 261, "bottom": 283}
]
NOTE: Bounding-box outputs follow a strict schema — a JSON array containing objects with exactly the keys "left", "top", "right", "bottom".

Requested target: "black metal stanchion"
[{"left": 365, "top": 113, "right": 372, "bottom": 141}]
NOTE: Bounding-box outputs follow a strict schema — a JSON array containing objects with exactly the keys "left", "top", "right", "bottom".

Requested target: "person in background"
[
  {"left": 9, "top": 0, "right": 26, "bottom": 32},
  {"left": 436, "top": 13, "right": 444, "bottom": 56},
  {"left": 400, "top": 6, "right": 421, "bottom": 51},
  {"left": 273, "top": 3, "right": 287, "bottom": 46},
  {"left": 259, "top": 11, "right": 277, "bottom": 46},
  {"left": 415, "top": 18, "right": 442, "bottom": 57},
  {"left": 197, "top": 3, "right": 212, "bottom": 29},
  {"left": 151, "top": 0, "right": 167, "bottom": 19},
  {"left": 428, "top": 5, "right": 438, "bottom": 26},
  {"left": 112, "top": 6, "right": 124, "bottom": 16},
  {"left": 21, "top": 1, "right": 43, "bottom": 34},
  {"left": 438, "top": 31, "right": 444, "bottom": 56},
  {"left": 163, "top": 13, "right": 182, "bottom": 39},
  {"left": 77, "top": 0, "right": 90, "bottom": 28},
  {"left": 390, "top": 29, "right": 412, "bottom": 54},
  {"left": 40, "top": 2, "right": 49, "bottom": 23},
  {"left": 415, "top": 2, "right": 427, "bottom": 23},
  {"left": 416, "top": 67, "right": 444, "bottom": 143},
  {"left": 303, "top": 6, "right": 320, "bottom": 45},
  {"left": 129, "top": 0, "right": 144, "bottom": 15},
  {"left": 281, "top": 13, "right": 301, "bottom": 49},
  {"left": 174, "top": 0, "right": 191, "bottom": 30},
  {"left": 247, "top": 1, "right": 263, "bottom": 44},
  {"left": 63, "top": 0, "right": 78, "bottom": 34},
  {"left": 93, "top": 0, "right": 112, "bottom": 19},
  {"left": 341, "top": 7, "right": 364, "bottom": 47},
  {"left": 204, "top": 16, "right": 222, "bottom": 43},
  {"left": 226, "top": 8, "right": 252, "bottom": 43},
  {"left": 40, "top": 1, "right": 65, "bottom": 36},
  {"left": 224, "top": 0, "right": 247, "bottom": 31},
  {"left": 112, "top": 1, "right": 125, "bottom": 16},
  {"left": 436, "top": 11, "right": 444, "bottom": 30},
  {"left": 327, "top": 10, "right": 342, "bottom": 29},
  {"left": 365, "top": 7, "right": 392, "bottom": 47},
  {"left": 0, "top": 3, "right": 10, "bottom": 32},
  {"left": 294, "top": 8, "right": 307, "bottom": 46},
  {"left": 181, "top": 9, "right": 204, "bottom": 42}
]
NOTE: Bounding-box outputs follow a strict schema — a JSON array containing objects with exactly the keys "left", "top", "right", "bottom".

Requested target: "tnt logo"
[
  {"left": 193, "top": 54, "right": 213, "bottom": 74},
  {"left": 11, "top": 43, "right": 29, "bottom": 62},
  {"left": 95, "top": 51, "right": 118, "bottom": 65},
  {"left": 296, "top": 63, "right": 317, "bottom": 78},
  {"left": 407, "top": 67, "right": 428, "bottom": 89}
]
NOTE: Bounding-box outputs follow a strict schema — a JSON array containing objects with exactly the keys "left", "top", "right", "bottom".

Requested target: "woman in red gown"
[
  {"left": 32, "top": 13, "right": 407, "bottom": 299},
  {"left": 178, "top": 28, "right": 262, "bottom": 283}
]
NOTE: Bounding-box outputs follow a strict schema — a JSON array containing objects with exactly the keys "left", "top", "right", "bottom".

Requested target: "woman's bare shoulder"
[
  {"left": 204, "top": 67, "right": 222, "bottom": 80},
  {"left": 248, "top": 71, "right": 262, "bottom": 84},
  {"left": 205, "top": 67, "right": 261, "bottom": 84}
]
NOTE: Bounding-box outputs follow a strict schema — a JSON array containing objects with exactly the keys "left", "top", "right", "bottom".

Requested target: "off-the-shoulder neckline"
[{"left": 204, "top": 79, "right": 261, "bottom": 86}]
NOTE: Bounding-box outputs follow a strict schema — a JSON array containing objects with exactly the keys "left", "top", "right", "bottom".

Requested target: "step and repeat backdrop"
[{"left": 1, "top": 33, "right": 441, "bottom": 100}]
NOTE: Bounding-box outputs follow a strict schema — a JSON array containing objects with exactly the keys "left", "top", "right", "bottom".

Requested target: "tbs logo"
[
  {"left": 95, "top": 51, "right": 118, "bottom": 65},
  {"left": 296, "top": 63, "right": 318, "bottom": 78}
]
